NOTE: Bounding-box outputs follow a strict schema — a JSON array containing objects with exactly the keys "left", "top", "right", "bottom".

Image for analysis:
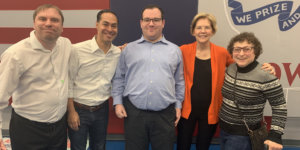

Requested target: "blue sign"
[{"left": 228, "top": 0, "right": 300, "bottom": 31}]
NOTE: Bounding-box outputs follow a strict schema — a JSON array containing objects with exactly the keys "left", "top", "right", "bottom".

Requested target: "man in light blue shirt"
[{"left": 112, "top": 4, "right": 185, "bottom": 150}]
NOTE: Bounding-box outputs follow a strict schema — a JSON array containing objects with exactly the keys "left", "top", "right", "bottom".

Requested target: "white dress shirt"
[
  {"left": 69, "top": 36, "right": 121, "bottom": 106},
  {"left": 0, "top": 30, "right": 72, "bottom": 137}
]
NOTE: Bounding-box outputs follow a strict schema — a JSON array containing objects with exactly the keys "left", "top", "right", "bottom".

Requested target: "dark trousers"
[
  {"left": 123, "top": 98, "right": 176, "bottom": 150},
  {"left": 68, "top": 100, "right": 109, "bottom": 150},
  {"left": 9, "top": 109, "right": 67, "bottom": 150},
  {"left": 177, "top": 115, "right": 217, "bottom": 150},
  {"left": 220, "top": 130, "right": 251, "bottom": 150}
]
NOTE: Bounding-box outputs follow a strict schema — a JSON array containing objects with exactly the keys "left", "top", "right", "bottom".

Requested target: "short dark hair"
[
  {"left": 141, "top": 4, "right": 164, "bottom": 20},
  {"left": 227, "top": 32, "right": 263, "bottom": 59},
  {"left": 33, "top": 4, "right": 64, "bottom": 24},
  {"left": 97, "top": 9, "right": 118, "bottom": 23}
]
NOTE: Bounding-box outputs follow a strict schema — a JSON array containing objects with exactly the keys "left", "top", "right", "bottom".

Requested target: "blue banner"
[{"left": 228, "top": 0, "right": 300, "bottom": 31}]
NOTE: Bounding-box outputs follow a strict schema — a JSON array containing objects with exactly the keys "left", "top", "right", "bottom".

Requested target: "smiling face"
[
  {"left": 140, "top": 8, "right": 165, "bottom": 43},
  {"left": 96, "top": 12, "right": 118, "bottom": 44},
  {"left": 33, "top": 8, "right": 63, "bottom": 43},
  {"left": 192, "top": 18, "right": 214, "bottom": 45},
  {"left": 232, "top": 41, "right": 256, "bottom": 68}
]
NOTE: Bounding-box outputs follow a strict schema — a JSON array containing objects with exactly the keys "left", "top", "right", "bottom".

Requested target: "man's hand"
[
  {"left": 0, "top": 139, "right": 6, "bottom": 150},
  {"left": 175, "top": 108, "right": 181, "bottom": 127},
  {"left": 264, "top": 140, "right": 283, "bottom": 150},
  {"left": 261, "top": 63, "right": 276, "bottom": 75},
  {"left": 115, "top": 104, "right": 127, "bottom": 119},
  {"left": 67, "top": 110, "right": 80, "bottom": 131}
]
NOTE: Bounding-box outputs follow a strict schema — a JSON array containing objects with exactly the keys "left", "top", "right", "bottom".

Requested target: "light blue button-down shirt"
[{"left": 112, "top": 36, "right": 185, "bottom": 111}]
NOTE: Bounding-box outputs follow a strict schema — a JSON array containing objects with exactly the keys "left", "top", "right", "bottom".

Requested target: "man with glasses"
[
  {"left": 68, "top": 10, "right": 120, "bottom": 150},
  {"left": 112, "top": 4, "right": 185, "bottom": 150}
]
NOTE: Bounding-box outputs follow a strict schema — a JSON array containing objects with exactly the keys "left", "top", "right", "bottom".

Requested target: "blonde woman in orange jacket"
[
  {"left": 177, "top": 13, "right": 274, "bottom": 150},
  {"left": 177, "top": 13, "right": 233, "bottom": 150}
]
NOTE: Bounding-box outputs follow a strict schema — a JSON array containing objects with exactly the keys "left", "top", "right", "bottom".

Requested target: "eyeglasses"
[
  {"left": 233, "top": 47, "right": 254, "bottom": 54},
  {"left": 141, "top": 18, "right": 162, "bottom": 23}
]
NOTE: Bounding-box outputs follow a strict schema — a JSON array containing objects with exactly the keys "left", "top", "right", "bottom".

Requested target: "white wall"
[
  {"left": 198, "top": 0, "right": 300, "bottom": 140},
  {"left": 198, "top": 0, "right": 300, "bottom": 116}
]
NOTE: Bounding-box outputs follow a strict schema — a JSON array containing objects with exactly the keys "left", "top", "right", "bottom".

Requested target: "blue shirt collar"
[{"left": 137, "top": 35, "right": 168, "bottom": 45}]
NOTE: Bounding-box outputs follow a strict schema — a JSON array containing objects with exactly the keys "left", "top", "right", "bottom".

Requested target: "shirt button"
[
  {"left": 150, "top": 81, "right": 153, "bottom": 83},
  {"left": 151, "top": 70, "right": 154, "bottom": 72},
  {"left": 152, "top": 59, "right": 155, "bottom": 62},
  {"left": 149, "top": 92, "right": 152, "bottom": 95}
]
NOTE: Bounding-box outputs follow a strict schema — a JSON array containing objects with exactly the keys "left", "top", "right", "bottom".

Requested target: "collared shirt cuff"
[
  {"left": 68, "top": 91, "right": 74, "bottom": 98},
  {"left": 175, "top": 101, "right": 182, "bottom": 109},
  {"left": 113, "top": 96, "right": 123, "bottom": 106}
]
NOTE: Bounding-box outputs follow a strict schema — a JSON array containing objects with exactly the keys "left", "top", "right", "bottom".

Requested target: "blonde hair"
[{"left": 190, "top": 13, "right": 217, "bottom": 35}]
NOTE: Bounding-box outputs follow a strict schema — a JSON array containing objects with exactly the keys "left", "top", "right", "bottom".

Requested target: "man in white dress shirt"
[
  {"left": 0, "top": 4, "right": 72, "bottom": 150},
  {"left": 67, "top": 10, "right": 120, "bottom": 150}
]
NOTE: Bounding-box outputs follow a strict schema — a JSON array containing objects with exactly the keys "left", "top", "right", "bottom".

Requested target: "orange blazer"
[{"left": 180, "top": 42, "right": 234, "bottom": 124}]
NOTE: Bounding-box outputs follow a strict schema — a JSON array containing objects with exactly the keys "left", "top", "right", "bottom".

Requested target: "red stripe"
[
  {"left": 0, "top": 0, "right": 109, "bottom": 10},
  {"left": 0, "top": 28, "right": 96, "bottom": 44},
  {"left": 0, "top": 28, "right": 32, "bottom": 44},
  {"left": 63, "top": 28, "right": 97, "bottom": 43},
  {"left": 107, "top": 98, "right": 124, "bottom": 134}
]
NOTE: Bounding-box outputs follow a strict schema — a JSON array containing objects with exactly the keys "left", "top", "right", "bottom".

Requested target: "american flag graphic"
[
  {"left": 0, "top": 0, "right": 110, "bottom": 54},
  {"left": 0, "top": 1, "right": 123, "bottom": 149}
]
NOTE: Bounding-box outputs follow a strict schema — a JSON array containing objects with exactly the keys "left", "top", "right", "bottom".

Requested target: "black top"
[{"left": 190, "top": 57, "right": 212, "bottom": 118}]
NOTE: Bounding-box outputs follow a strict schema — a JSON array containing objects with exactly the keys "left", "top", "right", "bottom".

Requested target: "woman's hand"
[
  {"left": 261, "top": 63, "right": 276, "bottom": 75},
  {"left": 118, "top": 43, "right": 127, "bottom": 51},
  {"left": 264, "top": 140, "right": 283, "bottom": 150}
]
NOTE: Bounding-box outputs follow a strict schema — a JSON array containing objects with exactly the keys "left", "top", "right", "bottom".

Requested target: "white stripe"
[
  {"left": 0, "top": 10, "right": 99, "bottom": 28},
  {"left": 223, "top": 0, "right": 240, "bottom": 34},
  {"left": 0, "top": 44, "right": 12, "bottom": 55}
]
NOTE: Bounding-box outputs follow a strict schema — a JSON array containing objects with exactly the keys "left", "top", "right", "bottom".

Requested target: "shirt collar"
[
  {"left": 29, "top": 30, "right": 57, "bottom": 53},
  {"left": 90, "top": 36, "right": 101, "bottom": 53},
  {"left": 91, "top": 36, "right": 117, "bottom": 53},
  {"left": 137, "top": 35, "right": 168, "bottom": 45}
]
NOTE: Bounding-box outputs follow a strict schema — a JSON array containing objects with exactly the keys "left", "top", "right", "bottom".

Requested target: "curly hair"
[{"left": 227, "top": 32, "right": 263, "bottom": 59}]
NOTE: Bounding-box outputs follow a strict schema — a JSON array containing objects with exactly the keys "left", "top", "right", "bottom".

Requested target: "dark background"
[{"left": 110, "top": 0, "right": 198, "bottom": 46}]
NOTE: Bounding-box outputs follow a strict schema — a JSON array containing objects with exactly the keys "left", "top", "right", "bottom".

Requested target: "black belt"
[{"left": 74, "top": 100, "right": 107, "bottom": 112}]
